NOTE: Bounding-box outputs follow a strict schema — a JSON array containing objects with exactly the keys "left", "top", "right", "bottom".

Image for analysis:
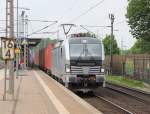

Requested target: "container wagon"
[{"left": 33, "top": 38, "right": 55, "bottom": 73}]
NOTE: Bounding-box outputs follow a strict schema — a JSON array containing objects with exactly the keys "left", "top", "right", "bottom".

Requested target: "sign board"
[
  {"left": 15, "top": 48, "right": 20, "bottom": 54},
  {"left": 22, "top": 39, "right": 28, "bottom": 45},
  {"left": 1, "top": 37, "right": 14, "bottom": 60},
  {"left": 27, "top": 38, "right": 41, "bottom": 47}
]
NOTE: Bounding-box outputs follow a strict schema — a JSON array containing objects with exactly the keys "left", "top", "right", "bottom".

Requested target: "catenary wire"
[
  {"left": 69, "top": 0, "right": 105, "bottom": 23},
  {"left": 28, "top": 21, "right": 57, "bottom": 37}
]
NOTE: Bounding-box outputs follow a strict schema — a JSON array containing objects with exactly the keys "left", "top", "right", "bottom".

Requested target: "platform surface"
[{"left": 0, "top": 69, "right": 103, "bottom": 114}]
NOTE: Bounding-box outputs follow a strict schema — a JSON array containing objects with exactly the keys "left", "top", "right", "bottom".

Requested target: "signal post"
[
  {"left": 1, "top": 38, "right": 15, "bottom": 100},
  {"left": 2, "top": 0, "right": 15, "bottom": 100}
]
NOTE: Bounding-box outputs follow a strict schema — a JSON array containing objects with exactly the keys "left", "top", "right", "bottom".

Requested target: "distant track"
[
  {"left": 106, "top": 82, "right": 150, "bottom": 104},
  {"left": 81, "top": 82, "right": 150, "bottom": 114},
  {"left": 94, "top": 86, "right": 150, "bottom": 114}
]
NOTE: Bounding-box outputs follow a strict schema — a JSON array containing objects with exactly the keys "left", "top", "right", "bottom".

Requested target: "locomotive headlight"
[
  {"left": 101, "top": 68, "right": 105, "bottom": 73},
  {"left": 65, "top": 64, "right": 70, "bottom": 73}
]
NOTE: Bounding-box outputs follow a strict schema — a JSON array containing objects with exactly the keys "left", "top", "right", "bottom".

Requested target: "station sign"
[{"left": 1, "top": 37, "right": 15, "bottom": 60}]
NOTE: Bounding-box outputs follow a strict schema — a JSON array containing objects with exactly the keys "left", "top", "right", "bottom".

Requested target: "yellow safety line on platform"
[{"left": 33, "top": 70, "right": 70, "bottom": 114}]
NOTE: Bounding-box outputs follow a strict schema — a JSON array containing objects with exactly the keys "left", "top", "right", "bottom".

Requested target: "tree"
[
  {"left": 103, "top": 35, "right": 120, "bottom": 55},
  {"left": 126, "top": 0, "right": 150, "bottom": 41},
  {"left": 130, "top": 39, "right": 150, "bottom": 54}
]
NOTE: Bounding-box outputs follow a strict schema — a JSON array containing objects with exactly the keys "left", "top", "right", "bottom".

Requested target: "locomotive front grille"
[
  {"left": 71, "top": 66, "right": 100, "bottom": 74},
  {"left": 70, "top": 66, "right": 83, "bottom": 74}
]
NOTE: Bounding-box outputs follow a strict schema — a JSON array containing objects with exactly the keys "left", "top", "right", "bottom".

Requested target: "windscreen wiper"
[
  {"left": 77, "top": 48, "right": 85, "bottom": 61},
  {"left": 85, "top": 49, "right": 95, "bottom": 60}
]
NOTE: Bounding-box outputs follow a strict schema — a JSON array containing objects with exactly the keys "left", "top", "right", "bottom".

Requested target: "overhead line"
[
  {"left": 80, "top": 25, "right": 97, "bottom": 35},
  {"left": 0, "top": 19, "right": 56, "bottom": 22},
  {"left": 32, "top": 31, "right": 58, "bottom": 34},
  {"left": 81, "top": 25, "right": 110, "bottom": 28},
  {"left": 115, "top": 20, "right": 126, "bottom": 25},
  {"left": 69, "top": 0, "right": 105, "bottom": 23},
  {"left": 28, "top": 21, "right": 58, "bottom": 37},
  {"left": 80, "top": 20, "right": 127, "bottom": 28},
  {"left": 57, "top": 0, "right": 79, "bottom": 22},
  {"left": 28, "top": 20, "right": 57, "bottom": 22}
]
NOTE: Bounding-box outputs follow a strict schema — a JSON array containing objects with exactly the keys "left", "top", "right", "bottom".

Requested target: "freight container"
[
  {"left": 34, "top": 48, "right": 39, "bottom": 67},
  {"left": 32, "top": 38, "right": 56, "bottom": 70},
  {"left": 39, "top": 48, "right": 45, "bottom": 69},
  {"left": 44, "top": 43, "right": 54, "bottom": 74}
]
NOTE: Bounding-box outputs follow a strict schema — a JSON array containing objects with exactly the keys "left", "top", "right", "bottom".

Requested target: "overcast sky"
[{"left": 0, "top": 0, "right": 136, "bottom": 49}]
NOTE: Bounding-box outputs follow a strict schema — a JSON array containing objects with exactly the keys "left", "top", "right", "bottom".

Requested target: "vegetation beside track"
[{"left": 106, "top": 75, "right": 146, "bottom": 89}]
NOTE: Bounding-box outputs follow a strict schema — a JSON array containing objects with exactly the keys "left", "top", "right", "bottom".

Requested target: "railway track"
[
  {"left": 106, "top": 82, "right": 150, "bottom": 104},
  {"left": 80, "top": 82, "right": 150, "bottom": 114},
  {"left": 82, "top": 93, "right": 132, "bottom": 114},
  {"left": 94, "top": 86, "right": 150, "bottom": 114},
  {"left": 95, "top": 95, "right": 133, "bottom": 114}
]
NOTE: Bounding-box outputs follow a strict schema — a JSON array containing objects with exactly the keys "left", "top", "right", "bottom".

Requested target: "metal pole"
[
  {"left": 19, "top": 15, "right": 22, "bottom": 69},
  {"left": 26, "top": 15, "right": 28, "bottom": 67},
  {"left": 6, "top": 0, "right": 15, "bottom": 100},
  {"left": 109, "top": 14, "right": 115, "bottom": 74},
  {"left": 3, "top": 61, "right": 7, "bottom": 100},
  {"left": 24, "top": 15, "right": 28, "bottom": 69},
  {"left": 16, "top": 0, "right": 19, "bottom": 78},
  {"left": 21, "top": 11, "right": 25, "bottom": 70},
  {"left": 24, "top": 43, "right": 26, "bottom": 69}
]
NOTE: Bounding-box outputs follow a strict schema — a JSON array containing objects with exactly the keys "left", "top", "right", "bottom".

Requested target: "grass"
[{"left": 106, "top": 75, "right": 145, "bottom": 88}]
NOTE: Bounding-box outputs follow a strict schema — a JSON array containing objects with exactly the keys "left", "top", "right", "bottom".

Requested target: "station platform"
[{"left": 0, "top": 69, "right": 103, "bottom": 114}]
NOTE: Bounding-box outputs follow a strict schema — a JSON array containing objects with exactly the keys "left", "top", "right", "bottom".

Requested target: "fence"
[{"left": 105, "top": 54, "right": 150, "bottom": 83}]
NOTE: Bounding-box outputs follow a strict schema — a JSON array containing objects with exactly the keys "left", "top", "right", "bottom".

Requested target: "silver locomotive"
[{"left": 52, "top": 33, "right": 105, "bottom": 92}]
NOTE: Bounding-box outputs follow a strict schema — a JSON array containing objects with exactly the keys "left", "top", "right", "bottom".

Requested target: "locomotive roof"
[{"left": 69, "top": 37, "right": 102, "bottom": 44}]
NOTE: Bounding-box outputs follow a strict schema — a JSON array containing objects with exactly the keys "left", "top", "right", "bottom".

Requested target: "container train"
[{"left": 30, "top": 33, "right": 105, "bottom": 92}]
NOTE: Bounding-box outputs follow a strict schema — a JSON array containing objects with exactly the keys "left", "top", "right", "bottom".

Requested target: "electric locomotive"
[{"left": 52, "top": 33, "right": 105, "bottom": 92}]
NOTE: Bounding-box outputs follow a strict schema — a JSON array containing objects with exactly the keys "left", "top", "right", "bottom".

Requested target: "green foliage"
[
  {"left": 125, "top": 59, "right": 134, "bottom": 76},
  {"left": 127, "top": 0, "right": 150, "bottom": 53},
  {"left": 103, "top": 35, "right": 120, "bottom": 55},
  {"left": 126, "top": 0, "right": 150, "bottom": 41},
  {"left": 120, "top": 49, "right": 130, "bottom": 55},
  {"left": 106, "top": 76, "right": 145, "bottom": 88},
  {"left": 131, "top": 39, "right": 150, "bottom": 54}
]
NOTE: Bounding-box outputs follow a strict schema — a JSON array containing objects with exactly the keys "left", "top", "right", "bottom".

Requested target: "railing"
[{"left": 104, "top": 54, "right": 150, "bottom": 84}]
